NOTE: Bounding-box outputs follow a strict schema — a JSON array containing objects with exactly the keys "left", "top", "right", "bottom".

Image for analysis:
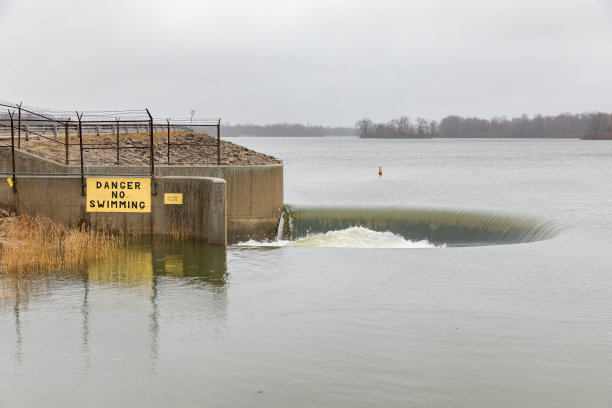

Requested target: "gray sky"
[{"left": 1, "top": 0, "right": 612, "bottom": 125}]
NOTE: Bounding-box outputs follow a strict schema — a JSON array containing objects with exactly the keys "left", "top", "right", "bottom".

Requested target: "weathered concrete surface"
[
  {"left": 0, "top": 148, "right": 284, "bottom": 243},
  {"left": 0, "top": 145, "right": 73, "bottom": 175},
  {"left": 0, "top": 175, "right": 227, "bottom": 244}
]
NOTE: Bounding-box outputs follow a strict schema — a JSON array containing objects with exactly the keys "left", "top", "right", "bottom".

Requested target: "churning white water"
[{"left": 238, "top": 226, "right": 436, "bottom": 248}]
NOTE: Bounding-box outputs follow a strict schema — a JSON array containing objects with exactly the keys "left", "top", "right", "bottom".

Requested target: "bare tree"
[
  {"left": 584, "top": 112, "right": 612, "bottom": 139},
  {"left": 429, "top": 120, "right": 438, "bottom": 136},
  {"left": 396, "top": 116, "right": 412, "bottom": 133},
  {"left": 416, "top": 118, "right": 428, "bottom": 136},
  {"left": 355, "top": 118, "right": 374, "bottom": 137}
]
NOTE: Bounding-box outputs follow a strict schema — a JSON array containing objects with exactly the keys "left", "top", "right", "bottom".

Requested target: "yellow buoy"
[{"left": 379, "top": 166, "right": 382, "bottom": 176}]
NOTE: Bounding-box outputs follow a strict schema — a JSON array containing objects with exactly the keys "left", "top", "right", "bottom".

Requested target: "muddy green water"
[{"left": 2, "top": 137, "right": 612, "bottom": 407}]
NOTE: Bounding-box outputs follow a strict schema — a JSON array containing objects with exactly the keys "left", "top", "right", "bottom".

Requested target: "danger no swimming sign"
[{"left": 86, "top": 178, "right": 151, "bottom": 213}]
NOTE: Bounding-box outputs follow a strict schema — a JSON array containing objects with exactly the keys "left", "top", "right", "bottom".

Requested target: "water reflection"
[
  {"left": 1, "top": 239, "right": 228, "bottom": 374},
  {"left": 81, "top": 274, "right": 91, "bottom": 373},
  {"left": 91, "top": 239, "right": 229, "bottom": 367},
  {"left": 86, "top": 239, "right": 228, "bottom": 285},
  {"left": 0, "top": 278, "right": 29, "bottom": 365},
  {"left": 14, "top": 294, "right": 22, "bottom": 364},
  {"left": 151, "top": 238, "right": 228, "bottom": 284},
  {"left": 149, "top": 273, "right": 160, "bottom": 371},
  {"left": 87, "top": 247, "right": 154, "bottom": 286}
]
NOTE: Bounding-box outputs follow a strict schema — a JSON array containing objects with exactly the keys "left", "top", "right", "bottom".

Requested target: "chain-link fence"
[{"left": 1, "top": 101, "right": 221, "bottom": 181}]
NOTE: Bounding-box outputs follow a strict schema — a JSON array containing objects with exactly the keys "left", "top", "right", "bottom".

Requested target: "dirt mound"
[{"left": 20, "top": 131, "right": 282, "bottom": 166}]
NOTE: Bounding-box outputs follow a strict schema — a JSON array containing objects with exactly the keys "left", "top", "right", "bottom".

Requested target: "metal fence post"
[
  {"left": 167, "top": 119, "right": 170, "bottom": 164},
  {"left": 77, "top": 112, "right": 85, "bottom": 196},
  {"left": 146, "top": 110, "right": 156, "bottom": 191},
  {"left": 8, "top": 110, "right": 16, "bottom": 192},
  {"left": 116, "top": 119, "right": 120, "bottom": 165},
  {"left": 65, "top": 119, "right": 70, "bottom": 165},
  {"left": 17, "top": 102, "right": 21, "bottom": 148},
  {"left": 217, "top": 119, "right": 221, "bottom": 165}
]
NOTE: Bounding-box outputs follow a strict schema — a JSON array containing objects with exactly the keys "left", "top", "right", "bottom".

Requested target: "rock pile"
[{"left": 21, "top": 131, "right": 282, "bottom": 166}]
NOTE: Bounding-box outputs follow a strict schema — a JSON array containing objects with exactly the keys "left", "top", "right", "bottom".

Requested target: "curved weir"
[{"left": 276, "top": 206, "right": 560, "bottom": 247}]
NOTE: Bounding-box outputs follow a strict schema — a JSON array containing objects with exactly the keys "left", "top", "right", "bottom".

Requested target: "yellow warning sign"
[
  {"left": 86, "top": 178, "right": 151, "bottom": 213},
  {"left": 164, "top": 193, "right": 183, "bottom": 205}
]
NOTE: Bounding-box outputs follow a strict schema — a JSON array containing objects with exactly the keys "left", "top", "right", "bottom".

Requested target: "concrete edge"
[{"left": 3, "top": 174, "right": 228, "bottom": 245}]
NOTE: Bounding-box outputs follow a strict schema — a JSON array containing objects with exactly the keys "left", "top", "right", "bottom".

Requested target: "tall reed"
[{"left": 0, "top": 215, "right": 120, "bottom": 272}]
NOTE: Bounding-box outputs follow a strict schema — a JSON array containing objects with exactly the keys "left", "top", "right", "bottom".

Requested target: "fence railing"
[{"left": 0, "top": 101, "right": 221, "bottom": 195}]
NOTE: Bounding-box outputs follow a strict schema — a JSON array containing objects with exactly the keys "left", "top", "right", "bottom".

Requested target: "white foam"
[{"left": 237, "top": 226, "right": 437, "bottom": 248}]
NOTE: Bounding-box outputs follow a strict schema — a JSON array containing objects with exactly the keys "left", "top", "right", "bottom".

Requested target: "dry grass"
[
  {"left": 162, "top": 214, "right": 190, "bottom": 240},
  {"left": 0, "top": 215, "right": 120, "bottom": 272}
]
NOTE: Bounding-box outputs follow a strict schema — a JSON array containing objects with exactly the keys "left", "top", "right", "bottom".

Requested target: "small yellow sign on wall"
[
  {"left": 164, "top": 193, "right": 183, "bottom": 205},
  {"left": 87, "top": 178, "right": 151, "bottom": 213}
]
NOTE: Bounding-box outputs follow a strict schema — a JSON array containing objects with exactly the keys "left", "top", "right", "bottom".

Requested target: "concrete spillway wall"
[
  {"left": 0, "top": 175, "right": 227, "bottom": 244},
  {"left": 0, "top": 148, "right": 283, "bottom": 244}
]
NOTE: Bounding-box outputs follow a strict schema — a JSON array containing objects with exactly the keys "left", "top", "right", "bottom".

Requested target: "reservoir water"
[{"left": 2, "top": 137, "right": 612, "bottom": 407}]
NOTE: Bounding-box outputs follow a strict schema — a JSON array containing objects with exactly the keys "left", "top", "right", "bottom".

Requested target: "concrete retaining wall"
[
  {"left": 0, "top": 147, "right": 283, "bottom": 243},
  {"left": 0, "top": 175, "right": 227, "bottom": 244}
]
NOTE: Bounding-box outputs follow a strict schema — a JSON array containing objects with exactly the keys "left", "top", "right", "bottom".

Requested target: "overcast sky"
[{"left": 1, "top": 0, "right": 611, "bottom": 125}]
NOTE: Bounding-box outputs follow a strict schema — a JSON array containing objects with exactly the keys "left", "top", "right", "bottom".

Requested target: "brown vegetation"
[{"left": 0, "top": 214, "right": 119, "bottom": 272}]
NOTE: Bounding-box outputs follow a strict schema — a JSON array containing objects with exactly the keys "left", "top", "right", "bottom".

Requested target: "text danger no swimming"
[{"left": 88, "top": 180, "right": 147, "bottom": 210}]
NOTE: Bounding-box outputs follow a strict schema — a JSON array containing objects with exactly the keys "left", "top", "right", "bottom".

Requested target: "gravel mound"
[{"left": 20, "top": 131, "right": 281, "bottom": 166}]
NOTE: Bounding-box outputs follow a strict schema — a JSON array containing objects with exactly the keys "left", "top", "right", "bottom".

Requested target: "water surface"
[{"left": 2, "top": 137, "right": 612, "bottom": 407}]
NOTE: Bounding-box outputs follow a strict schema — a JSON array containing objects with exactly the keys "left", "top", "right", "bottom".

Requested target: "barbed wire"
[{"left": 0, "top": 100, "right": 219, "bottom": 124}]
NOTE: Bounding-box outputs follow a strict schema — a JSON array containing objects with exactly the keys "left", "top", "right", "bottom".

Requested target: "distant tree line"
[
  {"left": 355, "top": 116, "right": 437, "bottom": 138},
  {"left": 223, "top": 123, "right": 354, "bottom": 137},
  {"left": 356, "top": 112, "right": 612, "bottom": 139},
  {"left": 582, "top": 113, "right": 612, "bottom": 140}
]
